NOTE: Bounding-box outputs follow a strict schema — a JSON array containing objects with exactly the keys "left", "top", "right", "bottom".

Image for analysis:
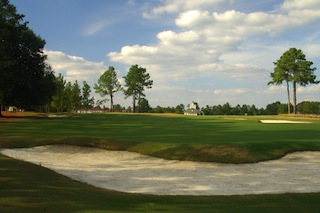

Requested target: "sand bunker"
[
  {"left": 1, "top": 145, "right": 320, "bottom": 196},
  {"left": 260, "top": 120, "right": 312, "bottom": 124}
]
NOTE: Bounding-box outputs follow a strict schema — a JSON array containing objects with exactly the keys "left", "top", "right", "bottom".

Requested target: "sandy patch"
[
  {"left": 48, "top": 114, "right": 68, "bottom": 118},
  {"left": 1, "top": 145, "right": 320, "bottom": 196},
  {"left": 260, "top": 120, "right": 312, "bottom": 124}
]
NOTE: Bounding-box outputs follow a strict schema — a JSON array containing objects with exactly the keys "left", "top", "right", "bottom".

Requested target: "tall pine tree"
[
  {"left": 0, "top": 0, "right": 56, "bottom": 115},
  {"left": 123, "top": 65, "right": 153, "bottom": 112}
]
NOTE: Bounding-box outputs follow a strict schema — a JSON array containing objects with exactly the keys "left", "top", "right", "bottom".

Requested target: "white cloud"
[
  {"left": 45, "top": 50, "right": 132, "bottom": 107},
  {"left": 176, "top": 7, "right": 320, "bottom": 36},
  {"left": 158, "top": 30, "right": 200, "bottom": 44},
  {"left": 107, "top": 0, "right": 320, "bottom": 107},
  {"left": 265, "top": 85, "right": 287, "bottom": 94},
  {"left": 175, "top": 10, "right": 211, "bottom": 27},
  {"left": 296, "top": 84, "right": 320, "bottom": 102},
  {"left": 216, "top": 88, "right": 248, "bottom": 95},
  {"left": 111, "top": 1, "right": 320, "bottom": 69},
  {"left": 198, "top": 62, "right": 267, "bottom": 81},
  {"left": 297, "top": 84, "right": 320, "bottom": 94},
  {"left": 143, "top": 0, "right": 231, "bottom": 18},
  {"left": 45, "top": 50, "right": 107, "bottom": 85},
  {"left": 304, "top": 44, "right": 320, "bottom": 58},
  {"left": 145, "top": 85, "right": 255, "bottom": 107},
  {"left": 282, "top": 0, "right": 320, "bottom": 10}
]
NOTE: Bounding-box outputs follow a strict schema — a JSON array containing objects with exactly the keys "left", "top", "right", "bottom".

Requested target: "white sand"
[
  {"left": 1, "top": 145, "right": 320, "bottom": 196},
  {"left": 260, "top": 120, "right": 312, "bottom": 124}
]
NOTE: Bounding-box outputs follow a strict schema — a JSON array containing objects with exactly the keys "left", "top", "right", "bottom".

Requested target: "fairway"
[
  {"left": 1, "top": 113, "right": 320, "bottom": 212},
  {"left": 1, "top": 113, "right": 320, "bottom": 163}
]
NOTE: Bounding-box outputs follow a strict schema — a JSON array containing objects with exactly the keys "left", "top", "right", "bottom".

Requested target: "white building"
[{"left": 184, "top": 101, "right": 203, "bottom": 116}]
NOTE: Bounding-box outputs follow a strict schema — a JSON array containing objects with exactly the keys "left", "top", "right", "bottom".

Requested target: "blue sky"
[{"left": 11, "top": 0, "right": 320, "bottom": 108}]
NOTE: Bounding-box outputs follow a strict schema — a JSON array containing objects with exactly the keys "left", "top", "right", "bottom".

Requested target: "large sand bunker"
[{"left": 1, "top": 145, "right": 320, "bottom": 196}]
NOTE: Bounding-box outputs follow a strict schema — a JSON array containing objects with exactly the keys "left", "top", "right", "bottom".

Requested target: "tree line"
[
  {"left": 44, "top": 64, "right": 154, "bottom": 113},
  {"left": 45, "top": 74, "right": 94, "bottom": 112},
  {"left": 94, "top": 65, "right": 153, "bottom": 112},
  {"left": 200, "top": 101, "right": 320, "bottom": 115},
  {"left": 96, "top": 101, "right": 320, "bottom": 115}
]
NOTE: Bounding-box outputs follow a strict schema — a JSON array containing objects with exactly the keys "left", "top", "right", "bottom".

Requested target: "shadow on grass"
[{"left": 0, "top": 153, "right": 164, "bottom": 212}]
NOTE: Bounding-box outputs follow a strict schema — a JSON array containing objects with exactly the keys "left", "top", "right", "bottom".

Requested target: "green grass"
[
  {"left": 1, "top": 113, "right": 320, "bottom": 163},
  {"left": 1, "top": 113, "right": 320, "bottom": 212}
]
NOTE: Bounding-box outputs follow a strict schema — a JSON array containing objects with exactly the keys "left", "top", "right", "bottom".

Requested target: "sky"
[{"left": 11, "top": 0, "right": 320, "bottom": 109}]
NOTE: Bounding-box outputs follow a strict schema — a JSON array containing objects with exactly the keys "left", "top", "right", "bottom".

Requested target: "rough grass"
[{"left": 1, "top": 112, "right": 320, "bottom": 212}]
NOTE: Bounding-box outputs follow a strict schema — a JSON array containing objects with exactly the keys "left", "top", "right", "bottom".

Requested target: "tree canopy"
[
  {"left": 123, "top": 64, "right": 153, "bottom": 112},
  {"left": 0, "top": 0, "right": 55, "bottom": 115},
  {"left": 50, "top": 76, "right": 94, "bottom": 112},
  {"left": 81, "top": 81, "right": 94, "bottom": 110},
  {"left": 268, "top": 48, "right": 318, "bottom": 114},
  {"left": 94, "top": 66, "right": 122, "bottom": 111}
]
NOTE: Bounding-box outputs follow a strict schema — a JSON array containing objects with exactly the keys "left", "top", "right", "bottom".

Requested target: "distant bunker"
[{"left": 260, "top": 120, "right": 312, "bottom": 124}]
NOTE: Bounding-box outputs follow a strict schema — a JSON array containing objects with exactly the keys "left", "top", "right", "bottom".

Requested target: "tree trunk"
[
  {"left": 0, "top": 104, "right": 3, "bottom": 117},
  {"left": 286, "top": 81, "right": 291, "bottom": 114},
  {"left": 110, "top": 93, "right": 114, "bottom": 112},
  {"left": 137, "top": 93, "right": 141, "bottom": 113},
  {"left": 293, "top": 81, "right": 297, "bottom": 114},
  {"left": 132, "top": 95, "right": 136, "bottom": 112}
]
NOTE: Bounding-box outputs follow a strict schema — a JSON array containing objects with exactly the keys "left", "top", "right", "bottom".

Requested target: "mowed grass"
[
  {"left": 1, "top": 113, "right": 320, "bottom": 163},
  {"left": 1, "top": 112, "right": 320, "bottom": 212}
]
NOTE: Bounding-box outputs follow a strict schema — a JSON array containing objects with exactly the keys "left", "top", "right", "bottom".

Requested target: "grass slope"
[{"left": 1, "top": 112, "right": 320, "bottom": 212}]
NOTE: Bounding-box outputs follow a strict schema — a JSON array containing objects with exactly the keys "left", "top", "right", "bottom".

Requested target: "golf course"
[{"left": 1, "top": 112, "right": 320, "bottom": 212}]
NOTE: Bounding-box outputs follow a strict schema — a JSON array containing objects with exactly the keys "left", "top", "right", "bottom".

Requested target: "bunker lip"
[
  {"left": 1, "top": 145, "right": 320, "bottom": 196},
  {"left": 260, "top": 120, "right": 312, "bottom": 124}
]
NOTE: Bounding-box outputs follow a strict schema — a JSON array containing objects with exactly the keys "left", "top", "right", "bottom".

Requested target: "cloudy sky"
[{"left": 11, "top": 0, "right": 320, "bottom": 108}]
